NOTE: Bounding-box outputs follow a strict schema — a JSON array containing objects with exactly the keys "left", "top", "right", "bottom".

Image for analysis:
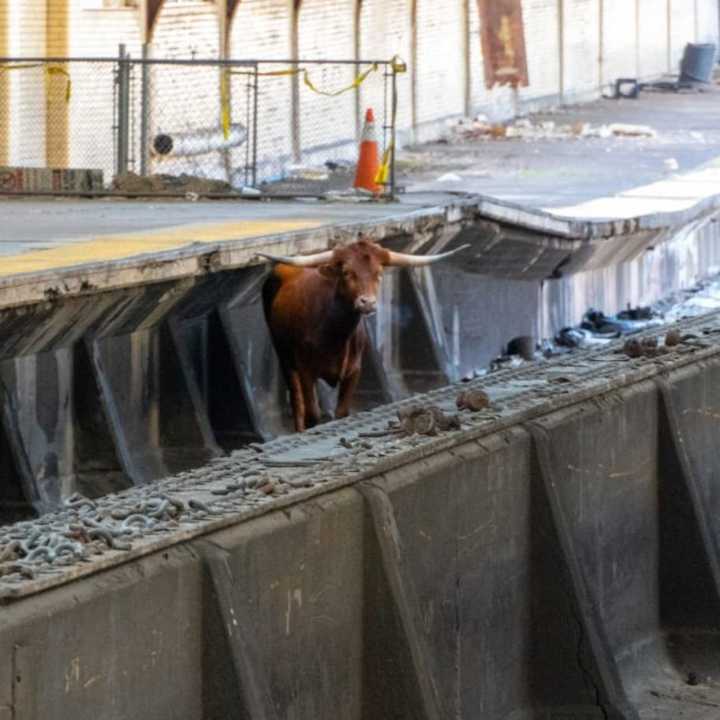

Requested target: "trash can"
[{"left": 680, "top": 43, "right": 717, "bottom": 83}]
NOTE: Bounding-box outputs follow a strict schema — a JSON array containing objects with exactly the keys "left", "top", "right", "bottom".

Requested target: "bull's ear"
[{"left": 318, "top": 262, "right": 339, "bottom": 279}]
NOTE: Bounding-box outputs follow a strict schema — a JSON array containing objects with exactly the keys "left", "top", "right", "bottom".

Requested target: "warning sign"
[{"left": 476, "top": 0, "right": 529, "bottom": 89}]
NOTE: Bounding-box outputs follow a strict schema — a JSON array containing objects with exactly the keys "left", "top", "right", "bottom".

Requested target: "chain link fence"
[{"left": 0, "top": 52, "right": 400, "bottom": 198}]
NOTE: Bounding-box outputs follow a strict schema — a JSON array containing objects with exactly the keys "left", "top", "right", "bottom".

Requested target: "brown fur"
[{"left": 262, "top": 239, "right": 389, "bottom": 432}]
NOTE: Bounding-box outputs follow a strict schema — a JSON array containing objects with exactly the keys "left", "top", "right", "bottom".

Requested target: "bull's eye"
[{"left": 343, "top": 269, "right": 355, "bottom": 279}]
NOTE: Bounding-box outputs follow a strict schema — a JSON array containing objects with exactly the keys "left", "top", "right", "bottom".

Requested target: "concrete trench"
[
  {"left": 3, "top": 209, "right": 720, "bottom": 519},
  {"left": 3, "top": 312, "right": 720, "bottom": 718},
  {"left": 4, "top": 205, "right": 720, "bottom": 717}
]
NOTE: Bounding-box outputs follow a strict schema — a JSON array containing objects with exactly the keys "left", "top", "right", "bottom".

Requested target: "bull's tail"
[
  {"left": 261, "top": 270, "right": 294, "bottom": 388},
  {"left": 261, "top": 269, "right": 282, "bottom": 324}
]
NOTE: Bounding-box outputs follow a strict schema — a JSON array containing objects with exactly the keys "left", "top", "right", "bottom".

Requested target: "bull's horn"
[
  {"left": 256, "top": 249, "right": 334, "bottom": 267},
  {"left": 384, "top": 243, "right": 471, "bottom": 267}
]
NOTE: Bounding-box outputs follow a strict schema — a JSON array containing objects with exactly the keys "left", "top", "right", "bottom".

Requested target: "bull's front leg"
[
  {"left": 336, "top": 367, "right": 361, "bottom": 419},
  {"left": 288, "top": 370, "right": 307, "bottom": 432},
  {"left": 299, "top": 367, "right": 322, "bottom": 429}
]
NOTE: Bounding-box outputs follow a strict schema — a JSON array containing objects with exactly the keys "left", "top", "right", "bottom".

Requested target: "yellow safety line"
[{"left": 0, "top": 218, "right": 324, "bottom": 277}]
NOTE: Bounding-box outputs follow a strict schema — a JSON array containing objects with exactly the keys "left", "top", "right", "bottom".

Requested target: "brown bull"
[{"left": 259, "top": 237, "right": 468, "bottom": 432}]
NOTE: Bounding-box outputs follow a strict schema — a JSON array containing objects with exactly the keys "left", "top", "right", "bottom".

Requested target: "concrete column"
[
  {"left": 635, "top": 0, "right": 640, "bottom": 77},
  {"left": 410, "top": 0, "right": 417, "bottom": 136},
  {"left": 45, "top": 0, "right": 69, "bottom": 168},
  {"left": 140, "top": 0, "right": 165, "bottom": 44},
  {"left": 667, "top": 0, "right": 672, "bottom": 72},
  {"left": 598, "top": 0, "right": 604, "bottom": 90},
  {"left": 462, "top": 0, "right": 471, "bottom": 117},
  {"left": 353, "top": 0, "right": 361, "bottom": 139},
  {"left": 0, "top": 0, "right": 8, "bottom": 164},
  {"left": 291, "top": 0, "right": 300, "bottom": 162},
  {"left": 558, "top": 0, "right": 564, "bottom": 100},
  {"left": 216, "top": 0, "right": 230, "bottom": 179}
]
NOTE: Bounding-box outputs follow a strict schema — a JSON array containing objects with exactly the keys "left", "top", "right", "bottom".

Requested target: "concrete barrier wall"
[{"left": 4, "top": 353, "right": 720, "bottom": 718}]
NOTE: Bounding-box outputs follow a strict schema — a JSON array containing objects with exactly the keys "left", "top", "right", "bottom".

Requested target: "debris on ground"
[
  {"left": 394, "top": 405, "right": 461, "bottom": 436},
  {"left": 456, "top": 389, "right": 491, "bottom": 412},
  {"left": 617, "top": 305, "right": 654, "bottom": 321},
  {"left": 507, "top": 336, "right": 536, "bottom": 360},
  {"left": 436, "top": 172, "right": 463, "bottom": 183},
  {"left": 447, "top": 116, "right": 658, "bottom": 143},
  {"left": 486, "top": 279, "right": 720, "bottom": 374},
  {"left": 580, "top": 309, "right": 623, "bottom": 338},
  {"left": 113, "top": 172, "right": 233, "bottom": 194},
  {"left": 259, "top": 160, "right": 361, "bottom": 196},
  {"left": 618, "top": 328, "right": 707, "bottom": 359}
]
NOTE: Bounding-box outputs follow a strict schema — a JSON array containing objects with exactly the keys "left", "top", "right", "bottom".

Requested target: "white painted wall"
[
  {"left": 6, "top": 0, "right": 46, "bottom": 165},
  {"left": 2, "top": 0, "right": 718, "bottom": 180}
]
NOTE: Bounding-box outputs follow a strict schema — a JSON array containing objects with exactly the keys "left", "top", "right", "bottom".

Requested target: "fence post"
[
  {"left": 140, "top": 43, "right": 151, "bottom": 176},
  {"left": 252, "top": 64, "right": 259, "bottom": 187},
  {"left": 115, "top": 43, "right": 130, "bottom": 178},
  {"left": 390, "top": 62, "right": 398, "bottom": 198}
]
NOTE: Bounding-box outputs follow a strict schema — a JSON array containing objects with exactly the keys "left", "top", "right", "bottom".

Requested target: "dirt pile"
[{"left": 113, "top": 172, "right": 233, "bottom": 195}]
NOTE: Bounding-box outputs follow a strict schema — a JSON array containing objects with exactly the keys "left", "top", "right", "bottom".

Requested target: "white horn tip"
[{"left": 449, "top": 243, "right": 471, "bottom": 255}]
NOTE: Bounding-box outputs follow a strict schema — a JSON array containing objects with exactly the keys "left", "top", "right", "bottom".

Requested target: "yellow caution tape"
[
  {"left": 46, "top": 66, "right": 72, "bottom": 103},
  {"left": 230, "top": 63, "right": 379, "bottom": 97},
  {"left": 302, "top": 63, "right": 378, "bottom": 97},
  {"left": 220, "top": 70, "right": 231, "bottom": 140},
  {"left": 229, "top": 68, "right": 300, "bottom": 78},
  {"left": 254, "top": 68, "right": 302, "bottom": 77},
  {"left": 0, "top": 63, "right": 72, "bottom": 102}
]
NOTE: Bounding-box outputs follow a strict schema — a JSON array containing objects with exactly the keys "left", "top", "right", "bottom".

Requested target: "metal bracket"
[
  {"left": 526, "top": 422, "right": 639, "bottom": 720},
  {"left": 358, "top": 481, "right": 447, "bottom": 720},
  {"left": 194, "top": 539, "right": 280, "bottom": 720}
]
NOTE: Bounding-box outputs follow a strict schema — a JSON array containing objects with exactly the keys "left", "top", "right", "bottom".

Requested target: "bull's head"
[{"left": 258, "top": 238, "right": 470, "bottom": 315}]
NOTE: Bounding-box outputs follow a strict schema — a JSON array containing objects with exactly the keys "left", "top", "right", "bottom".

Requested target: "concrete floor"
[
  {"left": 403, "top": 85, "right": 720, "bottom": 208},
  {"left": 4, "top": 85, "right": 720, "bottom": 272},
  {"left": 0, "top": 194, "right": 444, "bottom": 259}
]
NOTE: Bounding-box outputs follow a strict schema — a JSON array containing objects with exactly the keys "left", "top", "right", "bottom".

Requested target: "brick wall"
[
  {"left": 230, "top": 0, "right": 293, "bottom": 180},
  {"left": 670, "top": 0, "right": 697, "bottom": 70},
  {"left": 697, "top": 0, "right": 720, "bottom": 43},
  {"left": 358, "top": 0, "right": 413, "bottom": 141},
  {"left": 601, "top": 0, "right": 637, "bottom": 85},
  {"left": 414, "top": 0, "right": 466, "bottom": 139},
  {"left": 562, "top": 0, "right": 599, "bottom": 101},
  {"left": 297, "top": 0, "right": 357, "bottom": 165},
  {"left": 521, "top": 0, "right": 561, "bottom": 102},
  {"left": 638, "top": 0, "right": 669, "bottom": 79},
  {"left": 6, "top": 0, "right": 46, "bottom": 166},
  {"left": 1, "top": 0, "right": 718, "bottom": 181}
]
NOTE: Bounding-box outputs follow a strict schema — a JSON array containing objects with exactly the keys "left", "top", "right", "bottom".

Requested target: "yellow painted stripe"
[{"left": 0, "top": 218, "right": 324, "bottom": 277}]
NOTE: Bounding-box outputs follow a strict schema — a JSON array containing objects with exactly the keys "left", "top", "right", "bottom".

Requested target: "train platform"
[{"left": 4, "top": 87, "right": 720, "bottom": 309}]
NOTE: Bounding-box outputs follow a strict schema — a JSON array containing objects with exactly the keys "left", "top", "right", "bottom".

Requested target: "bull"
[{"left": 259, "top": 237, "right": 469, "bottom": 432}]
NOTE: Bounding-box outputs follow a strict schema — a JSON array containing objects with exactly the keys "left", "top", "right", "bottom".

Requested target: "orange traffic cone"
[{"left": 354, "top": 108, "right": 382, "bottom": 194}]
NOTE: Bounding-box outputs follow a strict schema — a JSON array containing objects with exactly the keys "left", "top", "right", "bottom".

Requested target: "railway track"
[{"left": 2, "top": 309, "right": 720, "bottom": 601}]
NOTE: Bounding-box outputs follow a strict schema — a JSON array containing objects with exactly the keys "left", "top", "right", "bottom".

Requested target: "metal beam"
[{"left": 144, "top": 0, "right": 165, "bottom": 43}]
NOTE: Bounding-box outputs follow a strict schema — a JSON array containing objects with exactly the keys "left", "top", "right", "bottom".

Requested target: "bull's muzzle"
[{"left": 355, "top": 295, "right": 377, "bottom": 314}]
